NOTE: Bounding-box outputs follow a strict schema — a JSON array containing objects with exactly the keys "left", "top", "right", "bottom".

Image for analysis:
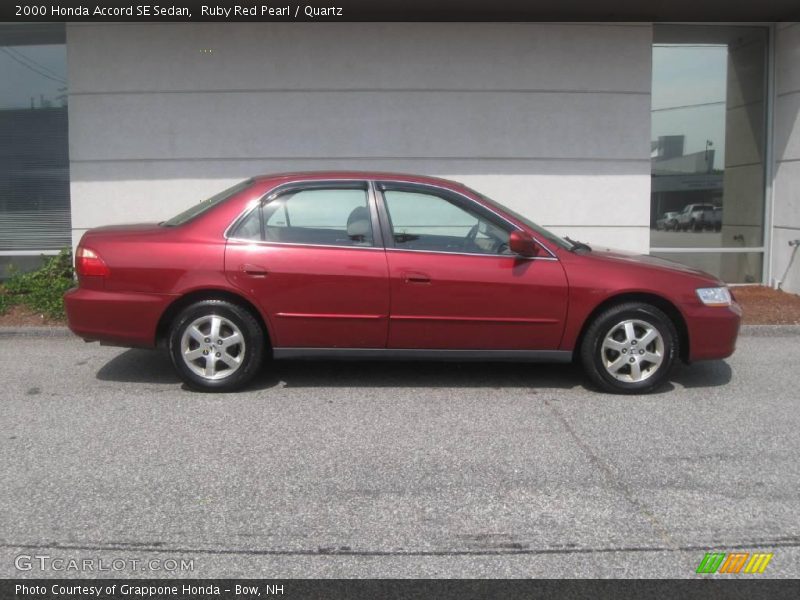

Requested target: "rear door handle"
[
  {"left": 403, "top": 271, "right": 431, "bottom": 284},
  {"left": 240, "top": 263, "right": 269, "bottom": 277}
]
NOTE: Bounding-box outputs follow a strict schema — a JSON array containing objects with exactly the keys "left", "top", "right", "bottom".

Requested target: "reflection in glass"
[
  {"left": 0, "top": 35, "right": 70, "bottom": 276},
  {"left": 650, "top": 26, "right": 767, "bottom": 283},
  {"left": 0, "top": 45, "right": 67, "bottom": 110},
  {"left": 652, "top": 252, "right": 763, "bottom": 284}
]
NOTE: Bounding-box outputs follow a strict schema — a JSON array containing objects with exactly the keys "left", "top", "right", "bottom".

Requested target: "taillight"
[{"left": 75, "top": 247, "right": 110, "bottom": 277}]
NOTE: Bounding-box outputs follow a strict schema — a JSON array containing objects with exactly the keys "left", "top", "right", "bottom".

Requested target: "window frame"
[
  {"left": 374, "top": 180, "right": 556, "bottom": 259},
  {"left": 225, "top": 178, "right": 558, "bottom": 260},
  {"left": 0, "top": 23, "right": 70, "bottom": 263},
  {"left": 648, "top": 23, "right": 772, "bottom": 285},
  {"left": 225, "top": 179, "right": 384, "bottom": 250}
]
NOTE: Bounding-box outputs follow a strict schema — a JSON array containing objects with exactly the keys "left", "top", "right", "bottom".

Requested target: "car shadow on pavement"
[
  {"left": 96, "top": 348, "right": 181, "bottom": 384},
  {"left": 96, "top": 348, "right": 733, "bottom": 392},
  {"left": 254, "top": 359, "right": 733, "bottom": 393},
  {"left": 96, "top": 348, "right": 586, "bottom": 389},
  {"left": 669, "top": 360, "right": 732, "bottom": 389},
  {"left": 257, "top": 359, "right": 586, "bottom": 390}
]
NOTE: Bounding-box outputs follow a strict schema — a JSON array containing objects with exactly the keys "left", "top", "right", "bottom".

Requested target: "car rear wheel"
[
  {"left": 168, "top": 300, "right": 264, "bottom": 392},
  {"left": 580, "top": 302, "right": 678, "bottom": 394}
]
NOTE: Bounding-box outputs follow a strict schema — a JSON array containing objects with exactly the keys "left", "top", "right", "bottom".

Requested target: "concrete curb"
[
  {"left": 0, "top": 326, "right": 73, "bottom": 338},
  {"left": 739, "top": 324, "right": 800, "bottom": 336},
  {"left": 0, "top": 324, "right": 798, "bottom": 339}
]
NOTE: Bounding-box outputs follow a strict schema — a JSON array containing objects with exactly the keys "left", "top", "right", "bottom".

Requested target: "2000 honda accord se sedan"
[{"left": 65, "top": 172, "right": 741, "bottom": 394}]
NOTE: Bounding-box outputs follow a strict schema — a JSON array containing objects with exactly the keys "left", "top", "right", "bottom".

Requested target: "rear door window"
[{"left": 262, "top": 187, "right": 373, "bottom": 247}]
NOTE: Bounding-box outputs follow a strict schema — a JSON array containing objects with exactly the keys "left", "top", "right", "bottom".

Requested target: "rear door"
[{"left": 225, "top": 181, "right": 390, "bottom": 348}]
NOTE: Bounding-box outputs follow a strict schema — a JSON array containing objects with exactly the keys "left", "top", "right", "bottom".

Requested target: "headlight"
[{"left": 696, "top": 287, "right": 732, "bottom": 307}]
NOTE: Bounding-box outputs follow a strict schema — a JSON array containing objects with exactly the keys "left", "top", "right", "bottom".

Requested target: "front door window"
[{"left": 382, "top": 188, "right": 511, "bottom": 255}]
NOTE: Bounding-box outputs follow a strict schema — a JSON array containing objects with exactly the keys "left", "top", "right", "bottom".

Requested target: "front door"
[
  {"left": 377, "top": 183, "right": 568, "bottom": 350},
  {"left": 225, "top": 181, "right": 390, "bottom": 348}
]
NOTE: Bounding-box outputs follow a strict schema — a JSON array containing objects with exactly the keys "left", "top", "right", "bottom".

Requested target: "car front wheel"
[
  {"left": 580, "top": 302, "right": 678, "bottom": 394},
  {"left": 168, "top": 300, "right": 265, "bottom": 392}
]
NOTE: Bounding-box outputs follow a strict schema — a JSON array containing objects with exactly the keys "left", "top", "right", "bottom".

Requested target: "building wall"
[
  {"left": 773, "top": 23, "right": 800, "bottom": 293},
  {"left": 66, "top": 22, "right": 652, "bottom": 252}
]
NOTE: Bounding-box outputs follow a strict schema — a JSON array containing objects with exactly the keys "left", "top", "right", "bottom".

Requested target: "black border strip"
[
  {"left": 1, "top": 0, "right": 799, "bottom": 23},
  {"left": 3, "top": 579, "right": 800, "bottom": 600}
]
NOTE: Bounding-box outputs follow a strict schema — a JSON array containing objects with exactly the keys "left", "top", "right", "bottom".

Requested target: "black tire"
[
  {"left": 168, "top": 299, "right": 265, "bottom": 392},
  {"left": 580, "top": 302, "right": 678, "bottom": 394}
]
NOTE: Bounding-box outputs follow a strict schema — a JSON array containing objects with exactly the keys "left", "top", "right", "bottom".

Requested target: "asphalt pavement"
[{"left": 0, "top": 327, "right": 798, "bottom": 578}]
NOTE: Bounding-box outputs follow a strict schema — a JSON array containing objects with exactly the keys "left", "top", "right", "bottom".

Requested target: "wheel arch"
[
  {"left": 156, "top": 288, "right": 272, "bottom": 349},
  {"left": 574, "top": 292, "right": 690, "bottom": 364}
]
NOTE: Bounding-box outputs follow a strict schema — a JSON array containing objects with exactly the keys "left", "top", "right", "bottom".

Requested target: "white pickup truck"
[{"left": 675, "top": 203, "right": 722, "bottom": 232}]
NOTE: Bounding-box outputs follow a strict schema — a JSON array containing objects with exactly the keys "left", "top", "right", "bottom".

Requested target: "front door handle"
[
  {"left": 403, "top": 271, "right": 431, "bottom": 284},
  {"left": 240, "top": 263, "right": 269, "bottom": 277}
]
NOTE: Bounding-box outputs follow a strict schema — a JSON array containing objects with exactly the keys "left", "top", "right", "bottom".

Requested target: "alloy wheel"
[
  {"left": 179, "top": 315, "right": 246, "bottom": 380},
  {"left": 600, "top": 319, "right": 665, "bottom": 383}
]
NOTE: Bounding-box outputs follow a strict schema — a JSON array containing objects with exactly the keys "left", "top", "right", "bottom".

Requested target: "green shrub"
[
  {"left": 0, "top": 289, "right": 14, "bottom": 315},
  {"left": 4, "top": 248, "right": 74, "bottom": 319}
]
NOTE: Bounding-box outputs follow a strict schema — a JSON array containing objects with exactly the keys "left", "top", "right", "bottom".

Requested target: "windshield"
[
  {"left": 471, "top": 190, "right": 574, "bottom": 251},
  {"left": 161, "top": 179, "right": 253, "bottom": 227}
]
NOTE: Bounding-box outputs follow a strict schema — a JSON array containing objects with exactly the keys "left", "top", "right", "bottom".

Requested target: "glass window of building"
[
  {"left": 650, "top": 25, "right": 768, "bottom": 283},
  {"left": 0, "top": 24, "right": 70, "bottom": 278}
]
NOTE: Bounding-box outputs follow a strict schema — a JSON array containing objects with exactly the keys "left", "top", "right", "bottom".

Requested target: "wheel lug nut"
[
  {"left": 631, "top": 340, "right": 637, "bottom": 345},
  {"left": 217, "top": 340, "right": 223, "bottom": 345},
  {"left": 204, "top": 337, "right": 210, "bottom": 343},
  {"left": 622, "top": 348, "right": 627, "bottom": 354},
  {"left": 639, "top": 349, "right": 644, "bottom": 355},
  {"left": 215, "top": 352, "right": 221, "bottom": 358},
  {"left": 629, "top": 357, "right": 635, "bottom": 363}
]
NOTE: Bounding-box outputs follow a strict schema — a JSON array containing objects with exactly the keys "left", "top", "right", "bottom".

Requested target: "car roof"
[{"left": 253, "top": 171, "right": 468, "bottom": 190}]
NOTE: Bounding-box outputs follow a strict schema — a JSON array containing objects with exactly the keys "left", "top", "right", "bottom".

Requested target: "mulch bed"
[
  {"left": 732, "top": 286, "right": 800, "bottom": 325},
  {"left": 0, "top": 286, "right": 798, "bottom": 328},
  {"left": 0, "top": 304, "right": 65, "bottom": 327}
]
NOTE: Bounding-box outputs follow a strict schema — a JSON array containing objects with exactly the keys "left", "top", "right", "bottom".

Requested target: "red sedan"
[{"left": 65, "top": 172, "right": 741, "bottom": 393}]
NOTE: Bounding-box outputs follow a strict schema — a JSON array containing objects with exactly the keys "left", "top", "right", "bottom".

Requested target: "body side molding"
[{"left": 272, "top": 348, "right": 573, "bottom": 362}]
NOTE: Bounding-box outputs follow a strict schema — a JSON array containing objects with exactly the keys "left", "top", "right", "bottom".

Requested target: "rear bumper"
[
  {"left": 685, "top": 301, "right": 742, "bottom": 362},
  {"left": 64, "top": 287, "right": 174, "bottom": 348}
]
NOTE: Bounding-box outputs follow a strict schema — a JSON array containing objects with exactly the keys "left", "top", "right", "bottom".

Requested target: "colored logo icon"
[{"left": 696, "top": 552, "right": 773, "bottom": 574}]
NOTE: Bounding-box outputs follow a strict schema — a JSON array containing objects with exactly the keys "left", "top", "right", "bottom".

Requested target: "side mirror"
[{"left": 509, "top": 231, "right": 539, "bottom": 257}]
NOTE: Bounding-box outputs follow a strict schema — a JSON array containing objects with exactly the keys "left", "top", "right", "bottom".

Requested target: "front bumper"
[
  {"left": 64, "top": 287, "right": 174, "bottom": 348},
  {"left": 684, "top": 300, "right": 742, "bottom": 362}
]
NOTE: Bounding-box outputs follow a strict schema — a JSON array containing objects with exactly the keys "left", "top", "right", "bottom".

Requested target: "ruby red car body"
[{"left": 65, "top": 171, "right": 741, "bottom": 392}]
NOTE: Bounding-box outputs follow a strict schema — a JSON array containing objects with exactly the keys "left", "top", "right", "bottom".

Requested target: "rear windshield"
[{"left": 161, "top": 179, "right": 253, "bottom": 227}]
